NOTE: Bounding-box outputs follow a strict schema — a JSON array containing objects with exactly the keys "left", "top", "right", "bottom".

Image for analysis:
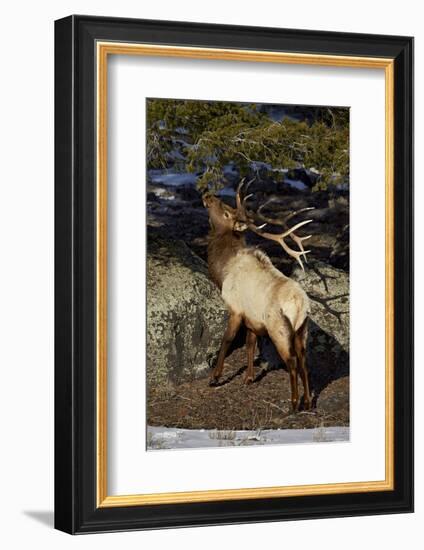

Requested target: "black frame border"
[{"left": 54, "top": 15, "right": 414, "bottom": 534}]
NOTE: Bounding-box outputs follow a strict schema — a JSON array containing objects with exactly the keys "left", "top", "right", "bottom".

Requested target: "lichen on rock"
[{"left": 147, "top": 228, "right": 228, "bottom": 388}]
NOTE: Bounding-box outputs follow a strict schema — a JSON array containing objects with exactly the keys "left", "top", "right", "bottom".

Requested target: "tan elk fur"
[{"left": 221, "top": 248, "right": 309, "bottom": 335}]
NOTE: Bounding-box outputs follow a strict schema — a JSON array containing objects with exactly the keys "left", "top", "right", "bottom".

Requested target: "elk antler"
[
  {"left": 236, "top": 178, "right": 255, "bottom": 219},
  {"left": 256, "top": 200, "right": 314, "bottom": 265},
  {"left": 236, "top": 180, "right": 313, "bottom": 270},
  {"left": 248, "top": 221, "right": 312, "bottom": 270}
]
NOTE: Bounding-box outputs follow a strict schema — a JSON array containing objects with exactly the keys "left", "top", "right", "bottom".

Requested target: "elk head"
[
  {"left": 202, "top": 194, "right": 248, "bottom": 234},
  {"left": 204, "top": 180, "right": 314, "bottom": 270}
]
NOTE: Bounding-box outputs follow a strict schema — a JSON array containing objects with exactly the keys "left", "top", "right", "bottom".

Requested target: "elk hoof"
[
  {"left": 243, "top": 374, "right": 254, "bottom": 385},
  {"left": 209, "top": 377, "right": 219, "bottom": 387},
  {"left": 291, "top": 401, "right": 299, "bottom": 413}
]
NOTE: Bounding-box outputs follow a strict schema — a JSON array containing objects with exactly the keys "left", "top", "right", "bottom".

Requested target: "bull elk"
[{"left": 203, "top": 180, "right": 313, "bottom": 411}]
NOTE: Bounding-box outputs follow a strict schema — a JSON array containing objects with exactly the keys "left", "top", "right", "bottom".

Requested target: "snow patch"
[
  {"left": 149, "top": 170, "right": 197, "bottom": 187},
  {"left": 147, "top": 425, "right": 349, "bottom": 451}
]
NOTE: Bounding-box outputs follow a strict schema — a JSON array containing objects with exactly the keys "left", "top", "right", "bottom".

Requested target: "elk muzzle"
[{"left": 202, "top": 194, "right": 217, "bottom": 209}]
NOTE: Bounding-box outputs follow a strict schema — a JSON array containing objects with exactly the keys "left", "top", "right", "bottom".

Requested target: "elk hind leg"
[
  {"left": 270, "top": 329, "right": 299, "bottom": 412},
  {"left": 244, "top": 329, "right": 257, "bottom": 384},
  {"left": 210, "top": 312, "right": 242, "bottom": 384},
  {"left": 294, "top": 320, "right": 311, "bottom": 410}
]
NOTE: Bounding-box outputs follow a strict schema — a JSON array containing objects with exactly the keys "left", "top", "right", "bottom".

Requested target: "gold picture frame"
[{"left": 96, "top": 42, "right": 394, "bottom": 508}]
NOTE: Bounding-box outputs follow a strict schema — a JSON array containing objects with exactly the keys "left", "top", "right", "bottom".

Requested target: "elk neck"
[{"left": 207, "top": 227, "right": 246, "bottom": 290}]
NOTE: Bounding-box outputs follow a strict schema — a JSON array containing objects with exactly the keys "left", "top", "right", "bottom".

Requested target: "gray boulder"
[
  {"left": 292, "top": 260, "right": 349, "bottom": 351},
  {"left": 147, "top": 230, "right": 228, "bottom": 388}
]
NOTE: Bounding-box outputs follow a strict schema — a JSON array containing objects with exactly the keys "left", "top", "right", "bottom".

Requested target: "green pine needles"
[{"left": 147, "top": 99, "right": 349, "bottom": 193}]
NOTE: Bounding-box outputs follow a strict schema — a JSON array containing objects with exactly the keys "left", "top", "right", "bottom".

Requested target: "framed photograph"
[{"left": 54, "top": 15, "right": 414, "bottom": 534}]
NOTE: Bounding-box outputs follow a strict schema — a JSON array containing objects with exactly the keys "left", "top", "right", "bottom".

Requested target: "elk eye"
[{"left": 224, "top": 212, "right": 231, "bottom": 219}]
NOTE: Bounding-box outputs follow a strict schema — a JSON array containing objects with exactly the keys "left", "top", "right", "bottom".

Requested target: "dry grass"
[
  {"left": 146, "top": 431, "right": 168, "bottom": 450},
  {"left": 312, "top": 424, "right": 330, "bottom": 442},
  {"left": 208, "top": 429, "right": 236, "bottom": 441}
]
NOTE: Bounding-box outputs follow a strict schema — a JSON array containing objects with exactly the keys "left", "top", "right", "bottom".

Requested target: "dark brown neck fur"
[{"left": 207, "top": 228, "right": 246, "bottom": 290}]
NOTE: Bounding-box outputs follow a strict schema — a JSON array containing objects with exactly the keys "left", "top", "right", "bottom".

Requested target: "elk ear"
[{"left": 234, "top": 221, "right": 248, "bottom": 232}]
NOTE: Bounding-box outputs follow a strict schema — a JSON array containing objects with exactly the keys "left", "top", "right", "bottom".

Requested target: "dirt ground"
[{"left": 147, "top": 346, "right": 349, "bottom": 431}]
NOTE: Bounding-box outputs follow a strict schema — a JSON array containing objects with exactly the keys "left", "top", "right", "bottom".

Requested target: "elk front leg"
[
  {"left": 244, "top": 329, "right": 257, "bottom": 384},
  {"left": 210, "top": 313, "right": 242, "bottom": 384}
]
